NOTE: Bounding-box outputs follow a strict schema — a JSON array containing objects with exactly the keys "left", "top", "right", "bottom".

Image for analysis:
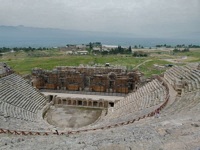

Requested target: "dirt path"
[{"left": 135, "top": 59, "right": 152, "bottom": 68}]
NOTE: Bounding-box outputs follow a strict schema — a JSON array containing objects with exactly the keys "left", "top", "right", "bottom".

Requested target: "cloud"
[{"left": 0, "top": 0, "right": 199, "bottom": 38}]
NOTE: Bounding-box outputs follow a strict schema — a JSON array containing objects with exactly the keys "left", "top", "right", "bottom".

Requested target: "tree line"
[
  {"left": 156, "top": 44, "right": 200, "bottom": 48},
  {"left": 0, "top": 47, "right": 49, "bottom": 53},
  {"left": 101, "top": 46, "right": 132, "bottom": 55},
  {"left": 173, "top": 48, "right": 190, "bottom": 53}
]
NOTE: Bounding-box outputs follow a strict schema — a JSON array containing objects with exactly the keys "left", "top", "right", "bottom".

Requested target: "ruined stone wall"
[
  {"left": 0, "top": 62, "right": 13, "bottom": 77},
  {"left": 53, "top": 97, "right": 109, "bottom": 108},
  {"left": 32, "top": 66, "right": 142, "bottom": 94}
]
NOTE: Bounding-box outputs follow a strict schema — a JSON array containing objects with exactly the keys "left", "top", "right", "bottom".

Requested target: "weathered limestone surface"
[{"left": 0, "top": 63, "right": 200, "bottom": 150}]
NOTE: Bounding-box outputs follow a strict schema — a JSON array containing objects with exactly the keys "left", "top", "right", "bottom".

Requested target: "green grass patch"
[
  {"left": 137, "top": 59, "right": 175, "bottom": 77},
  {"left": 1, "top": 48, "right": 199, "bottom": 77}
]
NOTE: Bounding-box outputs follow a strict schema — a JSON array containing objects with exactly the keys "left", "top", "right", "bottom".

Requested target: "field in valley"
[{"left": 0, "top": 48, "right": 199, "bottom": 77}]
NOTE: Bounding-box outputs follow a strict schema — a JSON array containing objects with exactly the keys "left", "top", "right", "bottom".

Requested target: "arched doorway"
[
  {"left": 63, "top": 99, "right": 67, "bottom": 105},
  {"left": 83, "top": 101, "right": 87, "bottom": 106},
  {"left": 67, "top": 100, "right": 71, "bottom": 105},
  {"left": 72, "top": 100, "right": 77, "bottom": 106},
  {"left": 58, "top": 99, "right": 61, "bottom": 104},
  {"left": 88, "top": 101, "right": 92, "bottom": 107},
  {"left": 99, "top": 102, "right": 103, "bottom": 107}
]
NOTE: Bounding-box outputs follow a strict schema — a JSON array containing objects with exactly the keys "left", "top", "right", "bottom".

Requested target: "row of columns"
[{"left": 53, "top": 97, "right": 114, "bottom": 108}]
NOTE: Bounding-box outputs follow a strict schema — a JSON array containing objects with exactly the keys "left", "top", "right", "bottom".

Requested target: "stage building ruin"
[{"left": 32, "top": 66, "right": 143, "bottom": 94}]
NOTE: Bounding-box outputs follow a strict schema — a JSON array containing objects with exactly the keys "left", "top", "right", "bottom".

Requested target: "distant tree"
[
  {"left": 133, "top": 51, "right": 148, "bottom": 57},
  {"left": 102, "top": 51, "right": 109, "bottom": 55},
  {"left": 183, "top": 48, "right": 189, "bottom": 52},
  {"left": 166, "top": 45, "right": 171, "bottom": 48},
  {"left": 173, "top": 48, "right": 180, "bottom": 52},
  {"left": 117, "top": 45, "right": 122, "bottom": 53},
  {"left": 188, "top": 44, "right": 200, "bottom": 48},
  {"left": 128, "top": 46, "right": 132, "bottom": 54},
  {"left": 118, "top": 45, "right": 122, "bottom": 51},
  {"left": 134, "top": 45, "right": 138, "bottom": 49},
  {"left": 173, "top": 48, "right": 189, "bottom": 53},
  {"left": 156, "top": 45, "right": 161, "bottom": 48},
  {"left": 89, "top": 42, "right": 93, "bottom": 49}
]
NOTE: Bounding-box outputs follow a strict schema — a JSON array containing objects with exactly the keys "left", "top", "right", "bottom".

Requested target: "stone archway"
[
  {"left": 78, "top": 100, "right": 83, "bottom": 106},
  {"left": 72, "top": 100, "right": 77, "bottom": 106},
  {"left": 83, "top": 101, "right": 87, "bottom": 106},
  {"left": 88, "top": 101, "right": 92, "bottom": 107},
  {"left": 63, "top": 99, "right": 67, "bottom": 105},
  {"left": 93, "top": 101, "right": 98, "bottom": 107},
  {"left": 99, "top": 102, "right": 103, "bottom": 107},
  {"left": 67, "top": 100, "right": 72, "bottom": 105},
  {"left": 58, "top": 99, "right": 62, "bottom": 104}
]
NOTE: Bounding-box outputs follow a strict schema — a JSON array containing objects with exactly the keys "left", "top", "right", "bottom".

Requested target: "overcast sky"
[{"left": 0, "top": 0, "right": 200, "bottom": 38}]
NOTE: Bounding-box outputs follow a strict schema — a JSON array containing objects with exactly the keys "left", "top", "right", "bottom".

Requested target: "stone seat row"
[
  {"left": 122, "top": 87, "right": 166, "bottom": 107},
  {"left": 1, "top": 74, "right": 46, "bottom": 104},
  {"left": 92, "top": 104, "right": 161, "bottom": 129},
  {"left": 0, "top": 74, "right": 47, "bottom": 121},
  {"left": 114, "top": 88, "right": 164, "bottom": 112},
  {"left": 0, "top": 75, "right": 46, "bottom": 105},
  {"left": 0, "top": 83, "right": 43, "bottom": 113},
  {"left": 0, "top": 82, "right": 45, "bottom": 107},
  {"left": 166, "top": 90, "right": 200, "bottom": 116},
  {"left": 81, "top": 100, "right": 162, "bottom": 130},
  {"left": 114, "top": 79, "right": 166, "bottom": 110},
  {"left": 111, "top": 89, "right": 166, "bottom": 118},
  {"left": 3, "top": 74, "right": 46, "bottom": 97},
  {"left": 77, "top": 79, "right": 167, "bottom": 130},
  {"left": 173, "top": 66, "right": 200, "bottom": 90},
  {"left": 0, "top": 114, "right": 50, "bottom": 132},
  {"left": 106, "top": 79, "right": 166, "bottom": 119},
  {"left": 0, "top": 101, "right": 36, "bottom": 121},
  {"left": 164, "top": 65, "right": 200, "bottom": 94}
]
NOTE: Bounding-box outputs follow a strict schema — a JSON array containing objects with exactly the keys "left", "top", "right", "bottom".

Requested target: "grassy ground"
[{"left": 1, "top": 48, "right": 199, "bottom": 77}]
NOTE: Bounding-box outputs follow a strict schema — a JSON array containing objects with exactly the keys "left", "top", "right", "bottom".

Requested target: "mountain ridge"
[{"left": 0, "top": 25, "right": 199, "bottom": 47}]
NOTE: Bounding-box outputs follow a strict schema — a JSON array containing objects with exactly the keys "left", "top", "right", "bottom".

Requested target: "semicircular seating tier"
[
  {"left": 0, "top": 64, "right": 199, "bottom": 133},
  {"left": 77, "top": 78, "right": 169, "bottom": 130},
  {"left": 164, "top": 65, "right": 200, "bottom": 95},
  {"left": 0, "top": 74, "right": 49, "bottom": 131}
]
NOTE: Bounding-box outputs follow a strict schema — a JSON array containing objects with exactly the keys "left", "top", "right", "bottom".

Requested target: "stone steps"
[
  {"left": 0, "top": 74, "right": 47, "bottom": 122},
  {"left": 164, "top": 65, "right": 200, "bottom": 95}
]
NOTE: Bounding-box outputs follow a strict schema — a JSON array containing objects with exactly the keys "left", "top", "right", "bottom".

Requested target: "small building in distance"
[{"left": 77, "top": 51, "right": 88, "bottom": 55}]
